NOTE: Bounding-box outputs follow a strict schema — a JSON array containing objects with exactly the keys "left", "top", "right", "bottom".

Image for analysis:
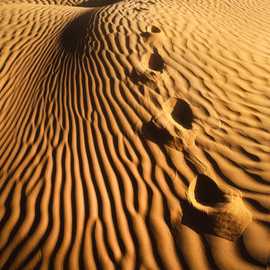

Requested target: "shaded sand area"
[{"left": 0, "top": 0, "right": 270, "bottom": 269}]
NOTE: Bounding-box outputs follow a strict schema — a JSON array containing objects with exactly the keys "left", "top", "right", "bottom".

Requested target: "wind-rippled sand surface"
[{"left": 0, "top": 0, "right": 270, "bottom": 269}]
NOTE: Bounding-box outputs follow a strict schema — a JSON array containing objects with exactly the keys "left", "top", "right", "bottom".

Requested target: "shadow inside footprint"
[
  {"left": 184, "top": 174, "right": 252, "bottom": 241},
  {"left": 171, "top": 99, "right": 193, "bottom": 129},
  {"left": 130, "top": 69, "right": 152, "bottom": 84},
  {"left": 141, "top": 32, "right": 151, "bottom": 40},
  {"left": 181, "top": 199, "right": 213, "bottom": 235},
  {"left": 194, "top": 174, "right": 227, "bottom": 207},
  {"left": 149, "top": 48, "right": 165, "bottom": 72},
  {"left": 151, "top": 26, "right": 161, "bottom": 33},
  {"left": 129, "top": 69, "right": 157, "bottom": 89},
  {"left": 181, "top": 175, "right": 227, "bottom": 236},
  {"left": 141, "top": 120, "right": 173, "bottom": 145},
  {"left": 141, "top": 26, "right": 161, "bottom": 40}
]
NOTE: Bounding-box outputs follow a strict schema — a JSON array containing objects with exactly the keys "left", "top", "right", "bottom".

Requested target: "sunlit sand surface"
[{"left": 0, "top": 0, "right": 270, "bottom": 269}]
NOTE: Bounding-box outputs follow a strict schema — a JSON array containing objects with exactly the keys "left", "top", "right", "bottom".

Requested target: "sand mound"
[{"left": 0, "top": 0, "right": 270, "bottom": 269}]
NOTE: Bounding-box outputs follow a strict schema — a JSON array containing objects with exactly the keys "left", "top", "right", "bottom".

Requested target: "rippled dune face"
[{"left": 0, "top": 0, "right": 270, "bottom": 269}]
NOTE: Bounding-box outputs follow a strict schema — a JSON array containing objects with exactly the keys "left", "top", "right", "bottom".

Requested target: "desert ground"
[{"left": 0, "top": 0, "right": 270, "bottom": 269}]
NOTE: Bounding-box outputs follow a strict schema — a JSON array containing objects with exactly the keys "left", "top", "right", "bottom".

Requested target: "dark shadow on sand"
[{"left": 77, "top": 0, "right": 121, "bottom": 7}]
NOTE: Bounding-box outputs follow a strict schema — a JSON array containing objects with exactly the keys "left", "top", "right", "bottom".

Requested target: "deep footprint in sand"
[
  {"left": 186, "top": 174, "right": 252, "bottom": 241},
  {"left": 140, "top": 26, "right": 166, "bottom": 73},
  {"left": 140, "top": 97, "right": 196, "bottom": 149},
  {"left": 170, "top": 98, "right": 194, "bottom": 129},
  {"left": 148, "top": 48, "right": 165, "bottom": 72},
  {"left": 141, "top": 117, "right": 183, "bottom": 150},
  {"left": 141, "top": 119, "right": 173, "bottom": 145},
  {"left": 129, "top": 68, "right": 158, "bottom": 90},
  {"left": 141, "top": 25, "right": 161, "bottom": 41},
  {"left": 151, "top": 26, "right": 161, "bottom": 33}
]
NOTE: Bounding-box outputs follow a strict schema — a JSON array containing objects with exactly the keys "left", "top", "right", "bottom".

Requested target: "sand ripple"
[{"left": 0, "top": 0, "right": 270, "bottom": 269}]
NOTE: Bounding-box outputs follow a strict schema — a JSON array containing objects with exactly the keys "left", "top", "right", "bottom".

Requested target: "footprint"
[
  {"left": 141, "top": 117, "right": 183, "bottom": 150},
  {"left": 186, "top": 174, "right": 252, "bottom": 241},
  {"left": 148, "top": 48, "right": 165, "bottom": 72},
  {"left": 140, "top": 97, "right": 196, "bottom": 150},
  {"left": 141, "top": 25, "right": 161, "bottom": 40},
  {"left": 141, "top": 31, "right": 151, "bottom": 40},
  {"left": 129, "top": 68, "right": 158, "bottom": 89},
  {"left": 190, "top": 174, "right": 227, "bottom": 206},
  {"left": 150, "top": 26, "right": 161, "bottom": 33},
  {"left": 170, "top": 99, "right": 193, "bottom": 129},
  {"left": 141, "top": 119, "right": 173, "bottom": 144}
]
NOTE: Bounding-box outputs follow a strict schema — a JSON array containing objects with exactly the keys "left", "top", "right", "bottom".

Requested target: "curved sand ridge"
[{"left": 0, "top": 0, "right": 270, "bottom": 269}]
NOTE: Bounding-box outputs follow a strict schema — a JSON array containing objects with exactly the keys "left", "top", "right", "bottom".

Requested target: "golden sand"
[{"left": 0, "top": 0, "right": 269, "bottom": 269}]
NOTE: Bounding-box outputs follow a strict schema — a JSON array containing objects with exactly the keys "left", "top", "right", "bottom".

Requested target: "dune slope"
[{"left": 0, "top": 0, "right": 270, "bottom": 269}]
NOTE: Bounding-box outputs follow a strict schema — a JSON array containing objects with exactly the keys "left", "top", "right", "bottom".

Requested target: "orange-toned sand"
[{"left": 0, "top": 0, "right": 270, "bottom": 269}]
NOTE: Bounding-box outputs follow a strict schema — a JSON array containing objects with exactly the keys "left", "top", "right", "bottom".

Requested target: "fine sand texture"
[{"left": 0, "top": 0, "right": 270, "bottom": 269}]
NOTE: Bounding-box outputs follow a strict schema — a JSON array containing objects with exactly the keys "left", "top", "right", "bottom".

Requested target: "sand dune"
[{"left": 0, "top": 0, "right": 270, "bottom": 269}]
